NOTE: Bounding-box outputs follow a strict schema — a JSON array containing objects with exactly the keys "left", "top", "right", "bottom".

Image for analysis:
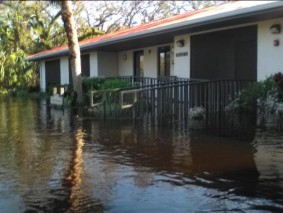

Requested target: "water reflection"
[
  {"left": 252, "top": 129, "right": 283, "bottom": 211},
  {"left": 65, "top": 128, "right": 85, "bottom": 211},
  {"left": 63, "top": 126, "right": 104, "bottom": 212},
  {"left": 0, "top": 98, "right": 283, "bottom": 212},
  {"left": 81, "top": 120, "right": 282, "bottom": 212}
]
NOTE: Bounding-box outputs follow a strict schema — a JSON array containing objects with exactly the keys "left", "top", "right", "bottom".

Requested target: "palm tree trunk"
[{"left": 61, "top": 0, "right": 82, "bottom": 104}]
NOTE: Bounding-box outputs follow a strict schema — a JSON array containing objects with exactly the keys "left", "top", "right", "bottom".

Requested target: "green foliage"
[
  {"left": 81, "top": 77, "right": 132, "bottom": 106},
  {"left": 0, "top": 1, "right": 103, "bottom": 95},
  {"left": 226, "top": 73, "right": 283, "bottom": 113},
  {"left": 46, "top": 83, "right": 59, "bottom": 96},
  {"left": 273, "top": 72, "right": 283, "bottom": 101},
  {"left": 0, "top": 1, "right": 60, "bottom": 94},
  {"left": 99, "top": 79, "right": 132, "bottom": 90},
  {"left": 77, "top": 27, "right": 104, "bottom": 41},
  {"left": 82, "top": 76, "right": 106, "bottom": 91},
  {"left": 0, "top": 49, "right": 39, "bottom": 92}
]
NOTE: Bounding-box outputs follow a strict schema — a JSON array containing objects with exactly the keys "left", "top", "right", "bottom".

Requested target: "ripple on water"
[{"left": 1, "top": 99, "right": 283, "bottom": 212}]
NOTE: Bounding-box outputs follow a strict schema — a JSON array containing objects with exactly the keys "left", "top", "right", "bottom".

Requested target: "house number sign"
[{"left": 176, "top": 52, "right": 188, "bottom": 57}]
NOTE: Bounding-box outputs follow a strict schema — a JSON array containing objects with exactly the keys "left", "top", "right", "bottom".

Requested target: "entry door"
[
  {"left": 45, "top": 59, "right": 60, "bottom": 87},
  {"left": 134, "top": 50, "right": 144, "bottom": 77},
  {"left": 158, "top": 46, "right": 171, "bottom": 77},
  {"left": 235, "top": 40, "right": 257, "bottom": 80}
]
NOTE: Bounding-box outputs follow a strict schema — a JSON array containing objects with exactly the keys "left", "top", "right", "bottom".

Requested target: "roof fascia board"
[{"left": 27, "top": 49, "right": 69, "bottom": 61}]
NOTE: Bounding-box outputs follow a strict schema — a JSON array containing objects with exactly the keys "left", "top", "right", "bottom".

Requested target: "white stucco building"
[{"left": 27, "top": 1, "right": 283, "bottom": 92}]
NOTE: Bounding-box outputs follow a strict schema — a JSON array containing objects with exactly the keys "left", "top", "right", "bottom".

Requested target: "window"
[
  {"left": 158, "top": 46, "right": 171, "bottom": 76},
  {"left": 134, "top": 50, "right": 144, "bottom": 77},
  {"left": 69, "top": 54, "right": 90, "bottom": 85}
]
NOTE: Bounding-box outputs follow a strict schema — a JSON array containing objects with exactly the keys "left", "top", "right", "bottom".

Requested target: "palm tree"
[{"left": 60, "top": 0, "right": 83, "bottom": 105}]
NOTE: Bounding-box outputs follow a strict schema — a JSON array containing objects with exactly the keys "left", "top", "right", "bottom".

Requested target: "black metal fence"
[
  {"left": 90, "top": 76, "right": 253, "bottom": 122},
  {"left": 105, "top": 76, "right": 193, "bottom": 89}
]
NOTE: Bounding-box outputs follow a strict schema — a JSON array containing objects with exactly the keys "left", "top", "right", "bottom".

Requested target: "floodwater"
[{"left": 0, "top": 98, "right": 283, "bottom": 213}]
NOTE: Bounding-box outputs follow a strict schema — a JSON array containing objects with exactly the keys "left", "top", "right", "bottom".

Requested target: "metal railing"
[
  {"left": 89, "top": 76, "right": 254, "bottom": 121},
  {"left": 105, "top": 76, "right": 193, "bottom": 88}
]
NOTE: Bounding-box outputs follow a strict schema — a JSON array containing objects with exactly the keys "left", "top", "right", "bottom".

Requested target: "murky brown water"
[{"left": 0, "top": 98, "right": 283, "bottom": 212}]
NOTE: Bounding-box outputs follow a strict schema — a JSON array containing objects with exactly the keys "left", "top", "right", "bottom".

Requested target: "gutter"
[{"left": 27, "top": 1, "right": 283, "bottom": 61}]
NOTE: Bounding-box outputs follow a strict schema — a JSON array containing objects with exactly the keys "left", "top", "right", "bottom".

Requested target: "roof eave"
[{"left": 26, "top": 48, "right": 69, "bottom": 61}]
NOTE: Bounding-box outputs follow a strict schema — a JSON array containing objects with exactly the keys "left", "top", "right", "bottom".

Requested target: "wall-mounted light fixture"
[
  {"left": 123, "top": 54, "right": 127, "bottom": 60},
  {"left": 270, "top": 24, "right": 281, "bottom": 34},
  {"left": 176, "top": 39, "right": 185, "bottom": 47},
  {"left": 273, "top": 39, "right": 280, "bottom": 47}
]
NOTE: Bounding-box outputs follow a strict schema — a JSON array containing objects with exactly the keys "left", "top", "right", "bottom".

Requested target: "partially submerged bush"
[
  {"left": 82, "top": 77, "right": 133, "bottom": 106},
  {"left": 273, "top": 72, "right": 283, "bottom": 101},
  {"left": 225, "top": 72, "right": 283, "bottom": 115},
  {"left": 99, "top": 79, "right": 132, "bottom": 90},
  {"left": 82, "top": 77, "right": 105, "bottom": 92},
  {"left": 46, "top": 77, "right": 134, "bottom": 107},
  {"left": 189, "top": 106, "right": 205, "bottom": 121}
]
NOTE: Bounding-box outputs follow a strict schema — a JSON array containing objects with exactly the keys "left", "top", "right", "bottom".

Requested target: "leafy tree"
[
  {"left": 0, "top": 1, "right": 40, "bottom": 91},
  {"left": 74, "top": 0, "right": 227, "bottom": 33},
  {"left": 189, "top": 0, "right": 225, "bottom": 10},
  {"left": 0, "top": 1, "right": 66, "bottom": 54},
  {"left": 0, "top": 0, "right": 100, "bottom": 94},
  {"left": 26, "top": 2, "right": 66, "bottom": 51}
]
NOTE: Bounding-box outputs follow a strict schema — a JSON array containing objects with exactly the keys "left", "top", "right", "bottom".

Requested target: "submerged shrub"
[
  {"left": 189, "top": 106, "right": 205, "bottom": 121},
  {"left": 99, "top": 79, "right": 132, "bottom": 90},
  {"left": 82, "top": 77, "right": 133, "bottom": 106},
  {"left": 82, "top": 76, "right": 105, "bottom": 92},
  {"left": 225, "top": 72, "right": 283, "bottom": 114},
  {"left": 273, "top": 72, "right": 283, "bottom": 101}
]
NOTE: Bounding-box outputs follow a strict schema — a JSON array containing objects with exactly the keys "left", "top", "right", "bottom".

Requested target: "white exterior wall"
[
  {"left": 172, "top": 20, "right": 283, "bottom": 80},
  {"left": 117, "top": 44, "right": 173, "bottom": 77},
  {"left": 89, "top": 51, "right": 98, "bottom": 77},
  {"left": 118, "top": 51, "right": 133, "bottom": 76},
  {"left": 40, "top": 61, "right": 46, "bottom": 92},
  {"left": 173, "top": 34, "right": 191, "bottom": 78},
  {"left": 60, "top": 57, "right": 69, "bottom": 85},
  {"left": 257, "top": 18, "right": 283, "bottom": 80},
  {"left": 143, "top": 47, "right": 158, "bottom": 77}
]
